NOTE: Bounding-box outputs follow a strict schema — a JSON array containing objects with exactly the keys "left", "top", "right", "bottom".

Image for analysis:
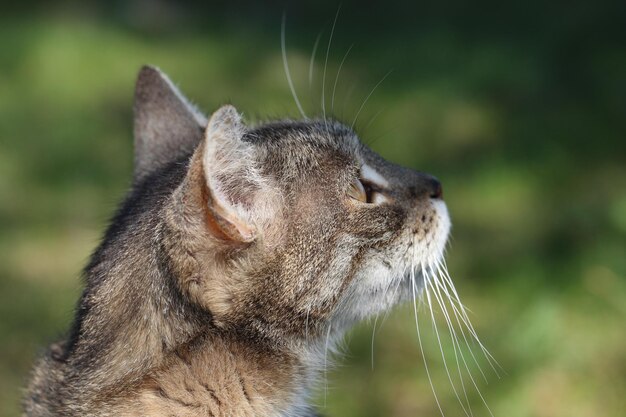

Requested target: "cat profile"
[{"left": 24, "top": 66, "right": 450, "bottom": 416}]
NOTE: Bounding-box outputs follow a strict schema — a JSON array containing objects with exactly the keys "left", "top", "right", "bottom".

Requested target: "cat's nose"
[
  {"left": 407, "top": 173, "right": 443, "bottom": 200},
  {"left": 429, "top": 177, "right": 443, "bottom": 199}
]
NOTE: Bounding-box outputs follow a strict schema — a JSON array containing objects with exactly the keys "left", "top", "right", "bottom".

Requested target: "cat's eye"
[
  {"left": 347, "top": 178, "right": 379, "bottom": 204},
  {"left": 348, "top": 164, "right": 391, "bottom": 205},
  {"left": 347, "top": 178, "right": 367, "bottom": 203}
]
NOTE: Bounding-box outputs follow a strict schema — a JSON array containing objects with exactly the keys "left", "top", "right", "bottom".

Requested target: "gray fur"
[
  {"left": 24, "top": 67, "right": 449, "bottom": 417},
  {"left": 133, "top": 65, "right": 206, "bottom": 182}
]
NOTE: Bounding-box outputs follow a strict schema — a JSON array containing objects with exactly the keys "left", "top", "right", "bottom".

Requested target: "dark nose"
[{"left": 429, "top": 177, "right": 443, "bottom": 199}]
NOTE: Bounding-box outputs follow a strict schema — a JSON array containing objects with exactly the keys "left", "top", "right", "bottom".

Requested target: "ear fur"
[
  {"left": 133, "top": 65, "right": 206, "bottom": 182},
  {"left": 201, "top": 105, "right": 264, "bottom": 243}
]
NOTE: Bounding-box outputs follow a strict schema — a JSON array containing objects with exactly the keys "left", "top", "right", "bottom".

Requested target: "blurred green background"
[{"left": 1, "top": 1, "right": 625, "bottom": 416}]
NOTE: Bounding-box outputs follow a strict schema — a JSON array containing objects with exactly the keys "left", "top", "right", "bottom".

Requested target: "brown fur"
[{"left": 24, "top": 66, "right": 449, "bottom": 416}]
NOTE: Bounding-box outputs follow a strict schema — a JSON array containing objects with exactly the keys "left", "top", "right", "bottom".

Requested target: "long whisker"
[
  {"left": 340, "top": 79, "right": 358, "bottom": 120},
  {"left": 429, "top": 263, "right": 494, "bottom": 417},
  {"left": 371, "top": 313, "right": 379, "bottom": 370},
  {"left": 350, "top": 70, "right": 393, "bottom": 131},
  {"left": 435, "top": 259, "right": 474, "bottom": 314},
  {"left": 437, "top": 260, "right": 502, "bottom": 375},
  {"left": 427, "top": 266, "right": 473, "bottom": 416},
  {"left": 361, "top": 108, "right": 385, "bottom": 136},
  {"left": 324, "top": 321, "right": 332, "bottom": 406},
  {"left": 321, "top": 6, "right": 341, "bottom": 121},
  {"left": 362, "top": 125, "right": 400, "bottom": 148},
  {"left": 435, "top": 260, "right": 495, "bottom": 364},
  {"left": 411, "top": 247, "right": 445, "bottom": 417},
  {"left": 308, "top": 31, "right": 323, "bottom": 89},
  {"left": 281, "top": 13, "right": 306, "bottom": 119},
  {"left": 433, "top": 263, "right": 489, "bottom": 383},
  {"left": 423, "top": 265, "right": 471, "bottom": 417},
  {"left": 331, "top": 43, "right": 354, "bottom": 114}
]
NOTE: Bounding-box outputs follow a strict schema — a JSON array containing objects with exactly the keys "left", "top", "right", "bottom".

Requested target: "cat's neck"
[{"left": 109, "top": 331, "right": 321, "bottom": 416}]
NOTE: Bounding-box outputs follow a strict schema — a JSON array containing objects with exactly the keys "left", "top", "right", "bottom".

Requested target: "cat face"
[
  {"left": 238, "top": 118, "right": 449, "bottom": 332},
  {"left": 137, "top": 67, "right": 449, "bottom": 343}
]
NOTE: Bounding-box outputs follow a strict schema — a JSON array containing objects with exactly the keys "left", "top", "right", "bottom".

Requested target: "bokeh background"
[{"left": 1, "top": 1, "right": 625, "bottom": 416}]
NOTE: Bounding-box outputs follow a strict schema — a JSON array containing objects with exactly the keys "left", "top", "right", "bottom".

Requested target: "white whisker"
[
  {"left": 435, "top": 261, "right": 494, "bottom": 360},
  {"left": 331, "top": 43, "right": 354, "bottom": 114},
  {"left": 371, "top": 313, "right": 379, "bottom": 370},
  {"left": 437, "top": 260, "right": 503, "bottom": 375},
  {"left": 361, "top": 108, "right": 385, "bottom": 135},
  {"left": 436, "top": 259, "right": 474, "bottom": 314},
  {"left": 324, "top": 321, "right": 332, "bottom": 407},
  {"left": 340, "top": 79, "right": 358, "bottom": 120},
  {"left": 423, "top": 265, "right": 471, "bottom": 417},
  {"left": 427, "top": 266, "right": 473, "bottom": 416},
  {"left": 321, "top": 6, "right": 341, "bottom": 122},
  {"left": 350, "top": 70, "right": 393, "bottom": 131},
  {"left": 433, "top": 263, "right": 489, "bottom": 383},
  {"left": 308, "top": 31, "right": 323, "bottom": 89},
  {"left": 429, "top": 264, "right": 494, "bottom": 417},
  {"left": 281, "top": 13, "right": 306, "bottom": 119},
  {"left": 411, "top": 247, "right": 445, "bottom": 417}
]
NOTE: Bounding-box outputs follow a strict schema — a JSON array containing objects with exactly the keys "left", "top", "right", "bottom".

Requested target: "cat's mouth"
[
  {"left": 409, "top": 199, "right": 451, "bottom": 270},
  {"left": 396, "top": 199, "right": 451, "bottom": 299}
]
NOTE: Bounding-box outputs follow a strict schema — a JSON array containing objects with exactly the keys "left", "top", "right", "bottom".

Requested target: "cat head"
[{"left": 135, "top": 66, "right": 450, "bottom": 344}]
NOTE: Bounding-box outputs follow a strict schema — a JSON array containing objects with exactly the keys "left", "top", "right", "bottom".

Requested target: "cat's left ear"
[{"left": 133, "top": 66, "right": 207, "bottom": 182}]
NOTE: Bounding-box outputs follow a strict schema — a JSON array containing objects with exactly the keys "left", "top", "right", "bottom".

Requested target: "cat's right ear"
[
  {"left": 199, "top": 105, "right": 270, "bottom": 244},
  {"left": 133, "top": 66, "right": 207, "bottom": 182}
]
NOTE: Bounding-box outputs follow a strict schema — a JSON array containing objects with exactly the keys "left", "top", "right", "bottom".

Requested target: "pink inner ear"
[
  {"left": 200, "top": 104, "right": 262, "bottom": 243},
  {"left": 212, "top": 198, "right": 256, "bottom": 242},
  {"left": 201, "top": 180, "right": 256, "bottom": 244}
]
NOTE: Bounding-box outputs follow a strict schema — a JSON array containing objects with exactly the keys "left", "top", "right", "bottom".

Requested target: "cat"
[{"left": 24, "top": 65, "right": 451, "bottom": 416}]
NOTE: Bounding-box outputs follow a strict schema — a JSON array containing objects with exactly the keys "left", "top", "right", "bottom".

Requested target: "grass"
[{"left": 1, "top": 4, "right": 625, "bottom": 416}]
